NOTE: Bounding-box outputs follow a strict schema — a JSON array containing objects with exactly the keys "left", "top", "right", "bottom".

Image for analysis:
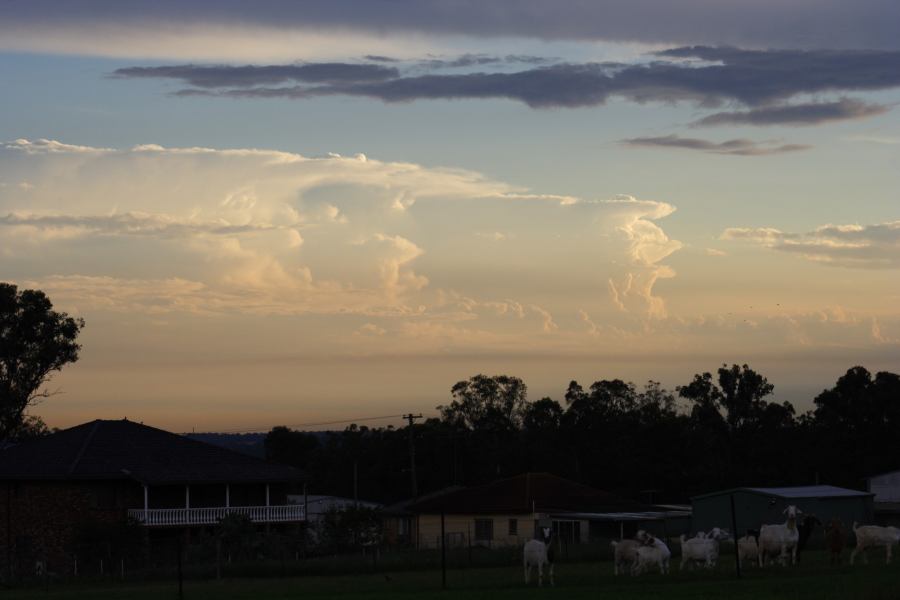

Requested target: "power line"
[{"left": 211, "top": 414, "right": 410, "bottom": 434}]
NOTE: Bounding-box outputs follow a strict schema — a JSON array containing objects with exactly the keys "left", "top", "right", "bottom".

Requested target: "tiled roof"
[
  {"left": 0, "top": 419, "right": 304, "bottom": 485},
  {"left": 404, "top": 472, "right": 649, "bottom": 515}
]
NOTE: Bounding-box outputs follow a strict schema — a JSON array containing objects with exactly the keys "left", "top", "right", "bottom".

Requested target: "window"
[
  {"left": 474, "top": 518, "right": 494, "bottom": 542},
  {"left": 508, "top": 518, "right": 518, "bottom": 536}
]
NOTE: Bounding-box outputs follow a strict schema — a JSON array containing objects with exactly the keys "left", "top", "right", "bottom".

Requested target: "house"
[
  {"left": 382, "top": 472, "right": 688, "bottom": 549},
  {"left": 691, "top": 485, "right": 874, "bottom": 535},
  {"left": 286, "top": 494, "right": 382, "bottom": 522},
  {"left": 0, "top": 419, "right": 305, "bottom": 577}
]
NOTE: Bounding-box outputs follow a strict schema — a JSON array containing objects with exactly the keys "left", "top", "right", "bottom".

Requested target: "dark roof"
[
  {"left": 404, "top": 473, "right": 650, "bottom": 515},
  {"left": 382, "top": 486, "right": 465, "bottom": 516},
  {"left": 692, "top": 485, "right": 873, "bottom": 501},
  {"left": 0, "top": 419, "right": 304, "bottom": 485}
]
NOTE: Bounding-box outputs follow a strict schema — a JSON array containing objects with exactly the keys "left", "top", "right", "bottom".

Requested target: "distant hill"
[
  {"left": 186, "top": 432, "right": 267, "bottom": 458},
  {"left": 185, "top": 430, "right": 333, "bottom": 459}
]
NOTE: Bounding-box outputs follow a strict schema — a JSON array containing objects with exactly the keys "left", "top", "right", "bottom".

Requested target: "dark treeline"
[{"left": 265, "top": 365, "right": 900, "bottom": 504}]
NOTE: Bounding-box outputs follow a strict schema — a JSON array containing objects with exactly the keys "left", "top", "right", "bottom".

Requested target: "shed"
[
  {"left": 865, "top": 469, "right": 900, "bottom": 526},
  {"left": 691, "top": 485, "right": 874, "bottom": 536}
]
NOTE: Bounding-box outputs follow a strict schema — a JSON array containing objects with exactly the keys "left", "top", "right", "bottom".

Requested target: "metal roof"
[
  {"left": 692, "top": 485, "right": 873, "bottom": 501},
  {"left": 550, "top": 510, "right": 691, "bottom": 521}
]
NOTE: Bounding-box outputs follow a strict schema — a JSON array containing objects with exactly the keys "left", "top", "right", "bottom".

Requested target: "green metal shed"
[{"left": 691, "top": 485, "right": 874, "bottom": 538}]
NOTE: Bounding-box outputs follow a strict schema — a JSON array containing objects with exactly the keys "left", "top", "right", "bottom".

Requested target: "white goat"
[
  {"left": 758, "top": 505, "right": 801, "bottom": 566},
  {"left": 850, "top": 523, "right": 900, "bottom": 565},
  {"left": 679, "top": 527, "right": 730, "bottom": 570},
  {"left": 737, "top": 532, "right": 759, "bottom": 568},
  {"left": 524, "top": 527, "right": 555, "bottom": 586},
  {"left": 634, "top": 534, "right": 671, "bottom": 575},
  {"left": 610, "top": 530, "right": 648, "bottom": 576}
]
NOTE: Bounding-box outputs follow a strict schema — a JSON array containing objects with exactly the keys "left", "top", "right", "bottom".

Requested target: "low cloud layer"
[
  {"left": 722, "top": 222, "right": 900, "bottom": 268},
  {"left": 620, "top": 135, "right": 809, "bottom": 156},
  {"left": 692, "top": 99, "right": 889, "bottom": 128}
]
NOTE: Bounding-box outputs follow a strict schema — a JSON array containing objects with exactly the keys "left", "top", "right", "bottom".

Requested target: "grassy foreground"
[{"left": 4, "top": 551, "right": 899, "bottom": 600}]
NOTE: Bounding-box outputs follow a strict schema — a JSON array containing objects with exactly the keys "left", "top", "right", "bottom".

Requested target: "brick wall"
[{"left": 0, "top": 481, "right": 137, "bottom": 581}]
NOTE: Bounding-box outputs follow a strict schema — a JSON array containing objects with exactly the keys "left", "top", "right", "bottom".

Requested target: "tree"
[
  {"left": 264, "top": 426, "right": 320, "bottom": 469},
  {"left": 0, "top": 283, "right": 84, "bottom": 441},
  {"left": 677, "top": 364, "right": 778, "bottom": 431},
  {"left": 438, "top": 374, "right": 528, "bottom": 431}
]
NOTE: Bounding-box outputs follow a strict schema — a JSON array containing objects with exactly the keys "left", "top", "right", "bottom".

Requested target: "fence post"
[
  {"left": 177, "top": 535, "right": 184, "bottom": 600},
  {"left": 441, "top": 510, "right": 447, "bottom": 589},
  {"left": 730, "top": 493, "right": 742, "bottom": 579}
]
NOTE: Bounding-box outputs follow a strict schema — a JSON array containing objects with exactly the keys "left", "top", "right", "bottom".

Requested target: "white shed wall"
[{"left": 869, "top": 471, "right": 900, "bottom": 503}]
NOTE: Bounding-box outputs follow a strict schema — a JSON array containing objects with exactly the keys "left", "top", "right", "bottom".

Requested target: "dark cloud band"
[
  {"left": 620, "top": 135, "right": 810, "bottom": 156},
  {"left": 692, "top": 99, "right": 889, "bottom": 127},
  {"left": 113, "top": 63, "right": 399, "bottom": 88},
  {"left": 5, "top": 1, "right": 900, "bottom": 50},
  {"left": 115, "top": 47, "right": 900, "bottom": 113}
]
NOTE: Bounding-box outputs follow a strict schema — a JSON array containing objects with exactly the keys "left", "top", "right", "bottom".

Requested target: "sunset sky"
[{"left": 2, "top": 1, "right": 899, "bottom": 432}]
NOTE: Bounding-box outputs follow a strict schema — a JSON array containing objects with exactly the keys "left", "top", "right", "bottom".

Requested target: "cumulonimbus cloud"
[
  {"left": 722, "top": 221, "right": 900, "bottom": 268},
  {"left": 620, "top": 135, "right": 810, "bottom": 156},
  {"left": 1, "top": 139, "right": 681, "bottom": 330}
]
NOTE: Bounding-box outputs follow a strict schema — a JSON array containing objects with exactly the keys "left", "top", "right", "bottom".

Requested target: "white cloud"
[
  {"left": 603, "top": 195, "right": 681, "bottom": 319},
  {"left": 530, "top": 304, "right": 559, "bottom": 333},
  {"left": 722, "top": 221, "right": 900, "bottom": 268},
  {"left": 0, "top": 138, "right": 691, "bottom": 356}
]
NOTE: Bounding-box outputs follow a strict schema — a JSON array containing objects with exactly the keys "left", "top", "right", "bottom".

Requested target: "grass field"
[{"left": 4, "top": 551, "right": 899, "bottom": 600}]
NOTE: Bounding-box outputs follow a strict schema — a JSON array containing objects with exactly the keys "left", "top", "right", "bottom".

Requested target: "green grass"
[{"left": 4, "top": 551, "right": 899, "bottom": 600}]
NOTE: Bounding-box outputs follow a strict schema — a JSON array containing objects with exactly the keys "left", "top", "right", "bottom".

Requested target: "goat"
[
  {"left": 524, "top": 526, "right": 555, "bottom": 586},
  {"left": 825, "top": 518, "right": 844, "bottom": 566},
  {"left": 680, "top": 527, "right": 731, "bottom": 571},
  {"left": 758, "top": 505, "right": 802, "bottom": 566},
  {"left": 737, "top": 529, "right": 760, "bottom": 568},
  {"left": 610, "top": 530, "right": 648, "bottom": 576},
  {"left": 850, "top": 522, "right": 900, "bottom": 565},
  {"left": 634, "top": 534, "right": 671, "bottom": 575},
  {"left": 795, "top": 514, "right": 821, "bottom": 564}
]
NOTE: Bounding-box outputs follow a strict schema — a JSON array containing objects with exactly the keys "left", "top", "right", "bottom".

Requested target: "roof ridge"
[{"left": 67, "top": 420, "right": 101, "bottom": 475}]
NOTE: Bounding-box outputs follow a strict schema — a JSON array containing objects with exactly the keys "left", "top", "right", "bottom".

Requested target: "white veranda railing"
[{"left": 127, "top": 505, "right": 306, "bottom": 526}]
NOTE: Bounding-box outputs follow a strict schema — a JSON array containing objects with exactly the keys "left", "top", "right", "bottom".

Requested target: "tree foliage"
[
  {"left": 0, "top": 283, "right": 85, "bottom": 441},
  {"left": 439, "top": 374, "right": 528, "bottom": 431},
  {"left": 264, "top": 365, "right": 900, "bottom": 505},
  {"left": 264, "top": 426, "right": 320, "bottom": 469}
]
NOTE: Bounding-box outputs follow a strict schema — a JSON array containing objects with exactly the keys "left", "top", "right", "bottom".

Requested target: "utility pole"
[{"left": 403, "top": 413, "right": 423, "bottom": 498}]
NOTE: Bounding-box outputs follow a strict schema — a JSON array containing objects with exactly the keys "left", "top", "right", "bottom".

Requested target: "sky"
[{"left": 1, "top": 1, "right": 899, "bottom": 432}]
